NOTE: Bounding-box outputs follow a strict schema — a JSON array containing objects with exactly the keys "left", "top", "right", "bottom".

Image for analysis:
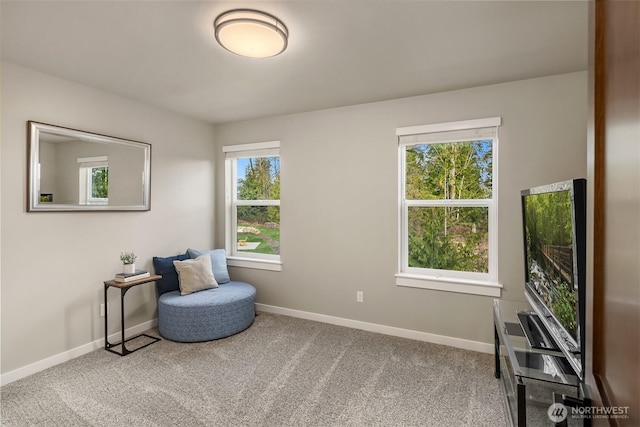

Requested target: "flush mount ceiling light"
[{"left": 214, "top": 9, "right": 288, "bottom": 58}]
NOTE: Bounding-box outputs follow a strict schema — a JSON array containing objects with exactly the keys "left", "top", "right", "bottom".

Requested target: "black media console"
[{"left": 494, "top": 299, "right": 589, "bottom": 427}]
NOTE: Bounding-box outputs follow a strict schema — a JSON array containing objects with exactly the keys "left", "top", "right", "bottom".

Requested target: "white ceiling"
[{"left": 1, "top": 1, "right": 588, "bottom": 124}]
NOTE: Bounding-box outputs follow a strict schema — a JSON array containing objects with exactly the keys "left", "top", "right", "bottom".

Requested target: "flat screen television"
[{"left": 521, "top": 178, "right": 586, "bottom": 380}]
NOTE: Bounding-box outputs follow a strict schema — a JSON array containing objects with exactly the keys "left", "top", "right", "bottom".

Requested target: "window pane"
[
  {"left": 405, "top": 140, "right": 492, "bottom": 200},
  {"left": 237, "top": 156, "right": 280, "bottom": 200},
  {"left": 91, "top": 167, "right": 109, "bottom": 198},
  {"left": 237, "top": 206, "right": 280, "bottom": 255},
  {"left": 408, "top": 206, "right": 488, "bottom": 273}
]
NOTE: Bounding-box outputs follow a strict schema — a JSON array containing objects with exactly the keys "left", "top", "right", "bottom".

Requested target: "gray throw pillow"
[{"left": 173, "top": 255, "right": 218, "bottom": 296}]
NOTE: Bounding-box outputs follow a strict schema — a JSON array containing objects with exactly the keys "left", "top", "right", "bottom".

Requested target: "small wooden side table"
[{"left": 103, "top": 274, "right": 162, "bottom": 356}]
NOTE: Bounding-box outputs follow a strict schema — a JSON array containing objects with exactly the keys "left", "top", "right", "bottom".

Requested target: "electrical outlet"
[
  {"left": 356, "top": 291, "right": 364, "bottom": 303},
  {"left": 100, "top": 303, "right": 109, "bottom": 317}
]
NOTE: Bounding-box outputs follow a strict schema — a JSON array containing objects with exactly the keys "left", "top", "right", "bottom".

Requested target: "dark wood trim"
[
  {"left": 591, "top": 0, "right": 606, "bottom": 396},
  {"left": 589, "top": 0, "right": 640, "bottom": 424}
]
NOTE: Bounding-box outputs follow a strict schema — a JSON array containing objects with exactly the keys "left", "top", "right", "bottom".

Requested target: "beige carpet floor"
[{"left": 1, "top": 312, "right": 507, "bottom": 426}]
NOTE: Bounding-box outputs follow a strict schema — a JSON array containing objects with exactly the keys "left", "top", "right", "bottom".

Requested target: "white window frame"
[
  {"left": 223, "top": 141, "right": 282, "bottom": 272},
  {"left": 395, "top": 117, "right": 502, "bottom": 297},
  {"left": 78, "top": 156, "right": 108, "bottom": 205}
]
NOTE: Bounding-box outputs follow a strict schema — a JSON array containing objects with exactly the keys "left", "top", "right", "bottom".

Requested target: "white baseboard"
[
  {"left": 0, "top": 319, "right": 158, "bottom": 386},
  {"left": 255, "top": 303, "right": 493, "bottom": 354}
]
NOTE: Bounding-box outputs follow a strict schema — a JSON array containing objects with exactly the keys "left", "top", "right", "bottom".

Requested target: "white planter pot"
[{"left": 123, "top": 263, "right": 136, "bottom": 274}]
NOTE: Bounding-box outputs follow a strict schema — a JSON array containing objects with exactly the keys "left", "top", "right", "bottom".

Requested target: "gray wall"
[
  {"left": 214, "top": 72, "right": 588, "bottom": 345},
  {"left": 0, "top": 62, "right": 216, "bottom": 374}
]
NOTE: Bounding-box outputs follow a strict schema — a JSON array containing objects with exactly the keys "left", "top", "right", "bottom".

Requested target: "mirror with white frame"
[{"left": 28, "top": 121, "right": 151, "bottom": 212}]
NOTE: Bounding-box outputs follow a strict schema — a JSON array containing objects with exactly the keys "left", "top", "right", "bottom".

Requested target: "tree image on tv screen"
[{"left": 524, "top": 190, "right": 578, "bottom": 339}]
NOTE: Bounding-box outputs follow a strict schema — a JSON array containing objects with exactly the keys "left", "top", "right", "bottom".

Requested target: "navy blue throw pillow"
[{"left": 153, "top": 252, "right": 189, "bottom": 295}]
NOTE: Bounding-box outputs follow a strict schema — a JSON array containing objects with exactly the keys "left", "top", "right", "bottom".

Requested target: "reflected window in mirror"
[{"left": 78, "top": 156, "right": 109, "bottom": 205}]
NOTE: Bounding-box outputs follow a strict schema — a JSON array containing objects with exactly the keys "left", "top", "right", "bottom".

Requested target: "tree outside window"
[
  {"left": 236, "top": 156, "right": 280, "bottom": 255},
  {"left": 224, "top": 141, "right": 281, "bottom": 268},
  {"left": 397, "top": 118, "right": 500, "bottom": 291},
  {"left": 405, "top": 140, "right": 492, "bottom": 274}
]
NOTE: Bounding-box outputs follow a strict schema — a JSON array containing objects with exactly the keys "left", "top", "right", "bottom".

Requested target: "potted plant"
[{"left": 120, "top": 251, "right": 138, "bottom": 274}]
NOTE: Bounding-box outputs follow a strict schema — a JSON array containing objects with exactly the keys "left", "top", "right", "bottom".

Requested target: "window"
[
  {"left": 78, "top": 156, "right": 108, "bottom": 205},
  {"left": 224, "top": 141, "right": 281, "bottom": 271},
  {"left": 396, "top": 117, "right": 502, "bottom": 297}
]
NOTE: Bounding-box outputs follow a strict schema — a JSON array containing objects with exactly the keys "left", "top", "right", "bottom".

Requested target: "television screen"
[
  {"left": 523, "top": 184, "right": 578, "bottom": 342},
  {"left": 521, "top": 178, "right": 586, "bottom": 378}
]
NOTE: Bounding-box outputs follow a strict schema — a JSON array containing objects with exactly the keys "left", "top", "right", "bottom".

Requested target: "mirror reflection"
[{"left": 28, "top": 121, "right": 151, "bottom": 211}]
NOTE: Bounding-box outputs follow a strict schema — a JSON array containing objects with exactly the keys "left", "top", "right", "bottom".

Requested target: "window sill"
[
  {"left": 395, "top": 273, "right": 502, "bottom": 297},
  {"left": 227, "top": 256, "right": 282, "bottom": 272}
]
